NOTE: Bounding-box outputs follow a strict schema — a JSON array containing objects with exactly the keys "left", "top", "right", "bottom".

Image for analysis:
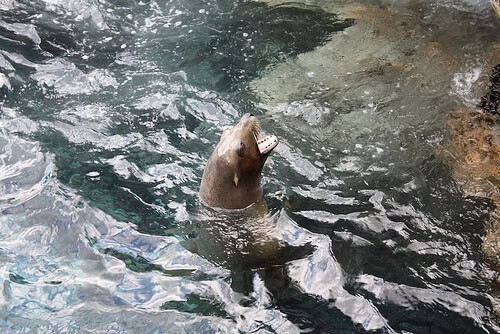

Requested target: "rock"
[
  {"left": 479, "top": 64, "right": 500, "bottom": 116},
  {"left": 492, "top": 0, "right": 500, "bottom": 18},
  {"left": 443, "top": 64, "right": 500, "bottom": 273}
]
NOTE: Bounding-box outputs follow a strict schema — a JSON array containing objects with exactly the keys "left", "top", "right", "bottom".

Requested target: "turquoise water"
[{"left": 0, "top": 0, "right": 499, "bottom": 333}]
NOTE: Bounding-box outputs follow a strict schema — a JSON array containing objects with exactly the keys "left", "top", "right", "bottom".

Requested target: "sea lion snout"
[
  {"left": 236, "top": 113, "right": 279, "bottom": 156},
  {"left": 199, "top": 114, "right": 278, "bottom": 209}
]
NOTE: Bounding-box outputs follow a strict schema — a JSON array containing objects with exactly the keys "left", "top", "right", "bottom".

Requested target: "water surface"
[{"left": 1, "top": 0, "right": 499, "bottom": 333}]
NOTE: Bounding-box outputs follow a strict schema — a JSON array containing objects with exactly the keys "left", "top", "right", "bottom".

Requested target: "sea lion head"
[{"left": 199, "top": 113, "right": 279, "bottom": 209}]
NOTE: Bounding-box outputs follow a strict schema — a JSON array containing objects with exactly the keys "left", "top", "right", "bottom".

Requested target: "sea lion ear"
[{"left": 233, "top": 174, "right": 239, "bottom": 188}]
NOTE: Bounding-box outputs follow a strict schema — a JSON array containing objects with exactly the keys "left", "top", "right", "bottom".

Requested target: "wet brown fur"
[{"left": 199, "top": 114, "right": 271, "bottom": 209}]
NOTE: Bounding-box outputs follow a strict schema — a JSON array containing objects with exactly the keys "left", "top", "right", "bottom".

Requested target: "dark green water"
[{"left": 0, "top": 0, "right": 499, "bottom": 333}]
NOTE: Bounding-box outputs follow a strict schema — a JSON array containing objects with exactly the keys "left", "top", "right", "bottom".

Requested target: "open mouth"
[
  {"left": 257, "top": 135, "right": 279, "bottom": 155},
  {"left": 250, "top": 117, "right": 279, "bottom": 155}
]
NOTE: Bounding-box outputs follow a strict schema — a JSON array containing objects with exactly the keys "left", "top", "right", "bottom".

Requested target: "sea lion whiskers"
[
  {"left": 253, "top": 132, "right": 259, "bottom": 144},
  {"left": 248, "top": 117, "right": 262, "bottom": 148},
  {"left": 249, "top": 118, "right": 261, "bottom": 137}
]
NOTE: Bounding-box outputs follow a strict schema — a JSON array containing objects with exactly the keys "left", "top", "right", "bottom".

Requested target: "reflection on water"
[{"left": 1, "top": 0, "right": 499, "bottom": 333}]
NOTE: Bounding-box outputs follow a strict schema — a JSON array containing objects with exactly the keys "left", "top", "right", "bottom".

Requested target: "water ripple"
[
  {"left": 0, "top": 136, "right": 54, "bottom": 210},
  {"left": 0, "top": 0, "right": 498, "bottom": 332}
]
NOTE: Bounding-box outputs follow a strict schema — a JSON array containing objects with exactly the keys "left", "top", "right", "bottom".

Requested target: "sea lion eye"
[{"left": 237, "top": 141, "right": 246, "bottom": 157}]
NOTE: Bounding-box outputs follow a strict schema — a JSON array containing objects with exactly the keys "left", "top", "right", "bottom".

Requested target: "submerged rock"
[
  {"left": 476, "top": 65, "right": 500, "bottom": 269},
  {"left": 443, "top": 107, "right": 499, "bottom": 212},
  {"left": 443, "top": 64, "right": 500, "bottom": 312},
  {"left": 254, "top": 1, "right": 500, "bottom": 317}
]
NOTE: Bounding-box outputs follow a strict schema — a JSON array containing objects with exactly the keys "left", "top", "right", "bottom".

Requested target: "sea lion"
[
  {"left": 182, "top": 114, "right": 317, "bottom": 301},
  {"left": 199, "top": 113, "right": 279, "bottom": 209},
  {"left": 192, "top": 113, "right": 292, "bottom": 293}
]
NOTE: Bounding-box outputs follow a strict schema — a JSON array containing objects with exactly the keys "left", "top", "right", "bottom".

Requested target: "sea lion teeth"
[{"left": 257, "top": 135, "right": 279, "bottom": 155}]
